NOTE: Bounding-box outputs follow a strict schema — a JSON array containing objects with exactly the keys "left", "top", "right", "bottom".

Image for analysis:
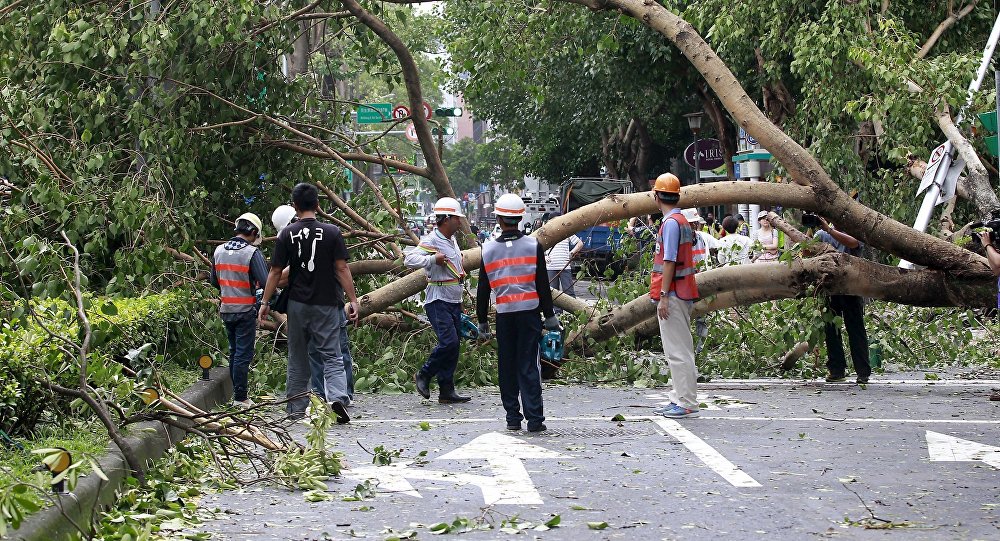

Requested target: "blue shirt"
[
  {"left": 814, "top": 229, "right": 862, "bottom": 256},
  {"left": 660, "top": 208, "right": 683, "bottom": 262}
]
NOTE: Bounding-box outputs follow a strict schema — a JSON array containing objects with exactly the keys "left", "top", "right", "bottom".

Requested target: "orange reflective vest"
[
  {"left": 213, "top": 243, "right": 258, "bottom": 312},
  {"left": 649, "top": 213, "right": 699, "bottom": 302},
  {"left": 482, "top": 236, "right": 540, "bottom": 313}
]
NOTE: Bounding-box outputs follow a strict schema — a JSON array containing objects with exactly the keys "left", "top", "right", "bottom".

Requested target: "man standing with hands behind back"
[
  {"left": 259, "top": 183, "right": 359, "bottom": 423},
  {"left": 648, "top": 173, "right": 700, "bottom": 419}
]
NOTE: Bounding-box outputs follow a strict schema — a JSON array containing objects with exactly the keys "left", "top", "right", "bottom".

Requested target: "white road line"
[
  {"left": 650, "top": 418, "right": 762, "bottom": 488},
  {"left": 701, "top": 379, "right": 1000, "bottom": 387},
  {"left": 351, "top": 415, "right": 1000, "bottom": 426}
]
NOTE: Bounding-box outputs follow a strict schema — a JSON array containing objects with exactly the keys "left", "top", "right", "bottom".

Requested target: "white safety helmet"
[
  {"left": 681, "top": 208, "right": 702, "bottom": 223},
  {"left": 272, "top": 204, "right": 296, "bottom": 233},
  {"left": 235, "top": 212, "right": 264, "bottom": 246},
  {"left": 494, "top": 193, "right": 526, "bottom": 219},
  {"left": 432, "top": 197, "right": 464, "bottom": 218}
]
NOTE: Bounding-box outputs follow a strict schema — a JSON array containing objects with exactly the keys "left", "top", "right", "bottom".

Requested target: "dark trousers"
[
  {"left": 824, "top": 295, "right": 871, "bottom": 379},
  {"left": 223, "top": 311, "right": 257, "bottom": 402},
  {"left": 496, "top": 311, "right": 544, "bottom": 429},
  {"left": 421, "top": 300, "right": 462, "bottom": 390}
]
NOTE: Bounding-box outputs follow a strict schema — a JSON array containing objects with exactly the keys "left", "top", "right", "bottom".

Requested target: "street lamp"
[{"left": 684, "top": 112, "right": 704, "bottom": 184}]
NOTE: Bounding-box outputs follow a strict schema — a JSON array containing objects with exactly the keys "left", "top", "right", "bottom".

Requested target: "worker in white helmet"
[
  {"left": 404, "top": 196, "right": 472, "bottom": 404},
  {"left": 476, "top": 193, "right": 560, "bottom": 433},
  {"left": 211, "top": 212, "right": 269, "bottom": 408}
]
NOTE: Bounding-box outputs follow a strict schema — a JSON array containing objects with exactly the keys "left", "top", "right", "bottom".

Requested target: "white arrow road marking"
[
  {"left": 343, "top": 461, "right": 422, "bottom": 498},
  {"left": 437, "top": 432, "right": 567, "bottom": 505},
  {"left": 651, "top": 418, "right": 762, "bottom": 488},
  {"left": 926, "top": 431, "right": 1000, "bottom": 469},
  {"left": 343, "top": 433, "right": 567, "bottom": 505},
  {"left": 646, "top": 392, "right": 751, "bottom": 410}
]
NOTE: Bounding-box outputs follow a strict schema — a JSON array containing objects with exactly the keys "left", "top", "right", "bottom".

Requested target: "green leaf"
[
  {"left": 587, "top": 521, "right": 609, "bottom": 530},
  {"left": 81, "top": 129, "right": 92, "bottom": 143}
]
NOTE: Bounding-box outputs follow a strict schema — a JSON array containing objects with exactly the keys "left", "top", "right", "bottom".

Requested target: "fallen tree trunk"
[{"left": 570, "top": 254, "right": 994, "bottom": 346}]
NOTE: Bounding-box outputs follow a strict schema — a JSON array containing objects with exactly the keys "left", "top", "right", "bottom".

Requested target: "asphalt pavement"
[{"left": 193, "top": 373, "right": 1000, "bottom": 541}]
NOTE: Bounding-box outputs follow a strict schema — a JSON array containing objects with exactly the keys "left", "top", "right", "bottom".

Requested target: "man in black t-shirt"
[{"left": 259, "top": 183, "right": 360, "bottom": 422}]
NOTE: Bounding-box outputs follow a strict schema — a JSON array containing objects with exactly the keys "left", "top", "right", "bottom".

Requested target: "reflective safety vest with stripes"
[
  {"left": 649, "top": 213, "right": 699, "bottom": 302},
  {"left": 213, "top": 243, "right": 258, "bottom": 313},
  {"left": 415, "top": 230, "right": 466, "bottom": 287},
  {"left": 482, "top": 235, "right": 540, "bottom": 314}
]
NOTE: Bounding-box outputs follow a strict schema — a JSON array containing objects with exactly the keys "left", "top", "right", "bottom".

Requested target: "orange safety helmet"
[{"left": 653, "top": 173, "right": 681, "bottom": 194}]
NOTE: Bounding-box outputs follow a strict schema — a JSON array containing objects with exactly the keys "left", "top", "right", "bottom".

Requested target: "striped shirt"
[{"left": 545, "top": 235, "right": 582, "bottom": 271}]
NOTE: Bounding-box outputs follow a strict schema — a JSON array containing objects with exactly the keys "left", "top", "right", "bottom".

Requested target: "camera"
[
  {"left": 970, "top": 219, "right": 1000, "bottom": 249},
  {"left": 801, "top": 212, "right": 822, "bottom": 229}
]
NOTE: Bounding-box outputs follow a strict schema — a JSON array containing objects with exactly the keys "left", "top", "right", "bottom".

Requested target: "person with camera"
[
  {"left": 977, "top": 229, "right": 1000, "bottom": 307},
  {"left": 809, "top": 215, "right": 872, "bottom": 384}
]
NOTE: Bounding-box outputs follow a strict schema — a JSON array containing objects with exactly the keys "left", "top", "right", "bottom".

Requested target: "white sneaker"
[{"left": 233, "top": 398, "right": 255, "bottom": 408}]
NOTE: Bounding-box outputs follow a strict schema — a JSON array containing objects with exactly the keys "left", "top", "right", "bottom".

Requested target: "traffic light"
[
  {"left": 978, "top": 110, "right": 998, "bottom": 157},
  {"left": 434, "top": 107, "right": 463, "bottom": 117},
  {"left": 431, "top": 127, "right": 455, "bottom": 136}
]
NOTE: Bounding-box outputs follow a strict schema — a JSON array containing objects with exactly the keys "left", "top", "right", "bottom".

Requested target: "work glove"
[
  {"left": 477, "top": 323, "right": 492, "bottom": 340},
  {"left": 543, "top": 316, "right": 562, "bottom": 332}
]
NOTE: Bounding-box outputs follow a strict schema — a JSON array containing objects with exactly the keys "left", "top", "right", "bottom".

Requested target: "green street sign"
[
  {"left": 357, "top": 103, "right": 392, "bottom": 124},
  {"left": 979, "top": 111, "right": 998, "bottom": 157}
]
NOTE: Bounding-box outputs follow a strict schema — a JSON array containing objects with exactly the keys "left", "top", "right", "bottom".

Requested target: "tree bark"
[{"left": 571, "top": 254, "right": 994, "bottom": 346}]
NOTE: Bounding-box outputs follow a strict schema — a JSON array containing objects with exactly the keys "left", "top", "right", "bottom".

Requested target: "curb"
[{"left": 9, "top": 367, "right": 233, "bottom": 541}]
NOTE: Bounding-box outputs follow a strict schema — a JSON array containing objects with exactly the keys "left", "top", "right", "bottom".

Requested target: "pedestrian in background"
[
  {"left": 259, "top": 183, "right": 360, "bottom": 423},
  {"left": 543, "top": 211, "right": 582, "bottom": 313},
  {"left": 404, "top": 197, "right": 472, "bottom": 404},
  {"left": 716, "top": 216, "right": 753, "bottom": 265},
  {"left": 754, "top": 211, "right": 780, "bottom": 262},
  {"left": 649, "top": 174, "right": 700, "bottom": 418},
  {"left": 211, "top": 212, "right": 268, "bottom": 408},
  {"left": 477, "top": 193, "right": 560, "bottom": 433},
  {"left": 813, "top": 217, "right": 871, "bottom": 384}
]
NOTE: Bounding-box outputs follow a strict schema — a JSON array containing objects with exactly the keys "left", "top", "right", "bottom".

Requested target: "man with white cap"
[
  {"left": 211, "top": 212, "right": 269, "bottom": 407},
  {"left": 404, "top": 197, "right": 472, "bottom": 404},
  {"left": 682, "top": 208, "right": 714, "bottom": 355}
]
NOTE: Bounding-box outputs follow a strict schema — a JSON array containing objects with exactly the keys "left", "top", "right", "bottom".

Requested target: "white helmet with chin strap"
[{"left": 235, "top": 212, "right": 264, "bottom": 246}]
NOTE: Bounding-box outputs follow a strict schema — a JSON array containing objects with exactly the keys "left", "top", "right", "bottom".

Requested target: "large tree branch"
[
  {"left": 559, "top": 0, "right": 988, "bottom": 275},
  {"left": 340, "top": 0, "right": 453, "bottom": 201}
]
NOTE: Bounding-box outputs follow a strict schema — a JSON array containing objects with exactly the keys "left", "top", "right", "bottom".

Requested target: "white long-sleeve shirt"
[{"left": 404, "top": 229, "right": 465, "bottom": 305}]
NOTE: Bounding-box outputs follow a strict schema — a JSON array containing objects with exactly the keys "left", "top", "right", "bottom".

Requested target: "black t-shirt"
[{"left": 272, "top": 218, "right": 349, "bottom": 307}]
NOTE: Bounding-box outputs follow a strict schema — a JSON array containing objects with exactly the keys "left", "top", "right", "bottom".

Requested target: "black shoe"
[
  {"left": 506, "top": 423, "right": 522, "bottom": 431},
  {"left": 527, "top": 423, "right": 547, "bottom": 433},
  {"left": 856, "top": 375, "right": 870, "bottom": 384},
  {"left": 439, "top": 389, "right": 471, "bottom": 404},
  {"left": 414, "top": 372, "right": 430, "bottom": 399},
  {"left": 329, "top": 401, "right": 350, "bottom": 424}
]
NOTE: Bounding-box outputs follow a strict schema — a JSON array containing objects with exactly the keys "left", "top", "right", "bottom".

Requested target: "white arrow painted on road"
[
  {"left": 343, "top": 432, "right": 567, "bottom": 505},
  {"left": 437, "top": 432, "right": 566, "bottom": 505},
  {"left": 926, "top": 431, "right": 1000, "bottom": 469}
]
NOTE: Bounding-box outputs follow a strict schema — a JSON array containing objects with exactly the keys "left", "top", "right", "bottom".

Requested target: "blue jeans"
[
  {"left": 311, "top": 318, "right": 354, "bottom": 400},
  {"left": 420, "top": 300, "right": 461, "bottom": 388},
  {"left": 223, "top": 311, "right": 257, "bottom": 402},
  {"left": 285, "top": 300, "right": 347, "bottom": 413}
]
